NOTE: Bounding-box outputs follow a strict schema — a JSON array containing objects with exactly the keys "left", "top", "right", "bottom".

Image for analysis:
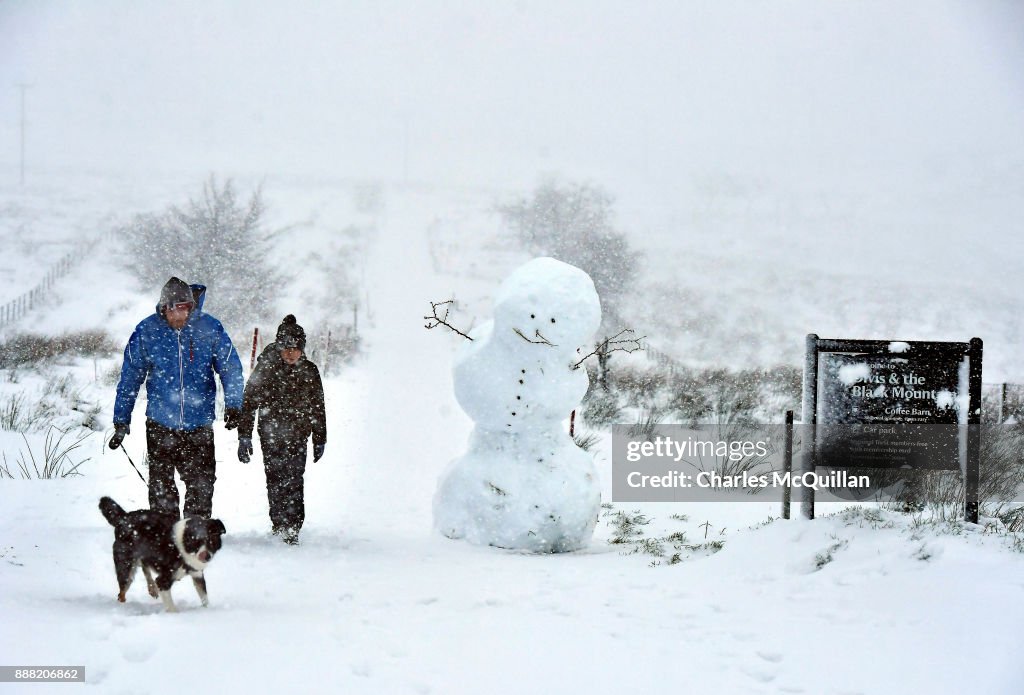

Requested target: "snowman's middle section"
[
  {"left": 453, "top": 319, "right": 590, "bottom": 435},
  {"left": 433, "top": 257, "right": 604, "bottom": 553}
]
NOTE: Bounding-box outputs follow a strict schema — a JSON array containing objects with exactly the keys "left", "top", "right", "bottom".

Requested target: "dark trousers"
[
  {"left": 263, "top": 449, "right": 307, "bottom": 532},
  {"left": 146, "top": 420, "right": 216, "bottom": 518}
]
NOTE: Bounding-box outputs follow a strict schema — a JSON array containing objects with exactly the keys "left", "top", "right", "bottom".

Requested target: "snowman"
[{"left": 433, "top": 257, "right": 602, "bottom": 553}]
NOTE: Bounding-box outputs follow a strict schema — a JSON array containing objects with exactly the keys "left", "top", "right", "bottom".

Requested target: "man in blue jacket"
[{"left": 109, "top": 277, "right": 244, "bottom": 518}]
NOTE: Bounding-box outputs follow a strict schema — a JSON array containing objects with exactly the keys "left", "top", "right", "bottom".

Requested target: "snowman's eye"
[
  {"left": 550, "top": 318, "right": 556, "bottom": 323},
  {"left": 530, "top": 314, "right": 535, "bottom": 319}
]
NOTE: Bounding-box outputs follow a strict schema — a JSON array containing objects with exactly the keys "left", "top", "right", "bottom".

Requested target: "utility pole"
[
  {"left": 16, "top": 83, "right": 31, "bottom": 186},
  {"left": 402, "top": 114, "right": 410, "bottom": 186}
]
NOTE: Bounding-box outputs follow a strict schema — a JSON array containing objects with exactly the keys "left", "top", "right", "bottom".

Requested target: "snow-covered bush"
[
  {"left": 581, "top": 388, "right": 621, "bottom": 427},
  {"left": 117, "top": 177, "right": 282, "bottom": 330},
  {"left": 0, "top": 332, "right": 110, "bottom": 434},
  {"left": 498, "top": 179, "right": 641, "bottom": 324},
  {"left": 584, "top": 362, "right": 801, "bottom": 427},
  {"left": 896, "top": 425, "right": 1024, "bottom": 522},
  {"left": 0, "top": 330, "right": 117, "bottom": 369}
]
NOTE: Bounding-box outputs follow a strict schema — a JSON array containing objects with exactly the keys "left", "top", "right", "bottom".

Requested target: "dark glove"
[
  {"left": 313, "top": 442, "right": 325, "bottom": 463},
  {"left": 224, "top": 408, "right": 242, "bottom": 430},
  {"left": 108, "top": 423, "right": 130, "bottom": 450},
  {"left": 238, "top": 437, "right": 253, "bottom": 464}
]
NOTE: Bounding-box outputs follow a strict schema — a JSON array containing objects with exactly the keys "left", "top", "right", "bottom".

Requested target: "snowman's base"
[{"left": 433, "top": 428, "right": 601, "bottom": 554}]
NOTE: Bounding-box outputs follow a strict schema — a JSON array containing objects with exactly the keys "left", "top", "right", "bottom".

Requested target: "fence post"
[
  {"left": 1000, "top": 382, "right": 1007, "bottom": 424},
  {"left": 782, "top": 410, "right": 794, "bottom": 519},
  {"left": 324, "top": 330, "right": 332, "bottom": 377},
  {"left": 965, "top": 339, "right": 983, "bottom": 523},
  {"left": 249, "top": 327, "right": 259, "bottom": 371},
  {"left": 801, "top": 334, "right": 819, "bottom": 520}
]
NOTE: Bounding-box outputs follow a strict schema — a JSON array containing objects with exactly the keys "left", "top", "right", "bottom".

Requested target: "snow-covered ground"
[{"left": 1, "top": 178, "right": 1023, "bottom": 694}]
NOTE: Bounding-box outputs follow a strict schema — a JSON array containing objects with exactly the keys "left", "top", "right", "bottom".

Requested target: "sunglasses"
[{"left": 167, "top": 302, "right": 194, "bottom": 312}]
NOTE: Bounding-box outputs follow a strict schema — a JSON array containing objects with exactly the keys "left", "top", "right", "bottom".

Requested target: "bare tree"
[
  {"left": 117, "top": 176, "right": 282, "bottom": 330},
  {"left": 498, "top": 179, "right": 641, "bottom": 322}
]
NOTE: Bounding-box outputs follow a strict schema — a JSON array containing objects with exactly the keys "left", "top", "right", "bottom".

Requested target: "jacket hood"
[
  {"left": 191, "top": 284, "right": 207, "bottom": 312},
  {"left": 155, "top": 283, "right": 207, "bottom": 320}
]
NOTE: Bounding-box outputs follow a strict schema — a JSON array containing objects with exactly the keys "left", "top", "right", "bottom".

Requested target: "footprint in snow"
[
  {"left": 739, "top": 662, "right": 776, "bottom": 683},
  {"left": 118, "top": 639, "right": 156, "bottom": 663}
]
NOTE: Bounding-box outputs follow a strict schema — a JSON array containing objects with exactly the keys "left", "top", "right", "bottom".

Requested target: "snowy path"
[
  {"left": 304, "top": 190, "right": 469, "bottom": 536},
  {"left": 1, "top": 187, "right": 1023, "bottom": 694}
]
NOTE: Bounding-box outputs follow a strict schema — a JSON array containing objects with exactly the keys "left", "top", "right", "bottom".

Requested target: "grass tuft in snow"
[
  {"left": 573, "top": 431, "right": 600, "bottom": 451},
  {"left": 606, "top": 509, "right": 652, "bottom": 545},
  {"left": 0, "top": 366, "right": 106, "bottom": 433},
  {"left": 0, "top": 392, "right": 28, "bottom": 430},
  {"left": 603, "top": 505, "right": 725, "bottom": 566},
  {"left": 0, "top": 426, "right": 92, "bottom": 479},
  {"left": 626, "top": 408, "right": 663, "bottom": 441},
  {"left": 998, "top": 506, "right": 1024, "bottom": 533},
  {"left": 829, "top": 505, "right": 1024, "bottom": 555},
  {"left": 814, "top": 536, "right": 849, "bottom": 570}
]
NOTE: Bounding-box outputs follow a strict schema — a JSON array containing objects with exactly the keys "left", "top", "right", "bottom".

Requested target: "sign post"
[{"left": 802, "top": 335, "right": 982, "bottom": 522}]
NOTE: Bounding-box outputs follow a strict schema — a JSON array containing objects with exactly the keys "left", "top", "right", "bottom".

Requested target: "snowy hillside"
[
  {"left": 3, "top": 1, "right": 1024, "bottom": 691},
  {"left": 0, "top": 177, "right": 1022, "bottom": 694},
  {"left": 623, "top": 159, "right": 1024, "bottom": 379}
]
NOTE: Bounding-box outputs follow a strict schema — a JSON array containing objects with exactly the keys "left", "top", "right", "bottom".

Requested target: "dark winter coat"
[
  {"left": 239, "top": 343, "right": 326, "bottom": 457},
  {"left": 114, "top": 284, "right": 244, "bottom": 430}
]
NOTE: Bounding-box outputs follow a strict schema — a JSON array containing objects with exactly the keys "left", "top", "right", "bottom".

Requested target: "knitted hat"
[
  {"left": 159, "top": 277, "right": 194, "bottom": 308},
  {"left": 276, "top": 314, "right": 306, "bottom": 351}
]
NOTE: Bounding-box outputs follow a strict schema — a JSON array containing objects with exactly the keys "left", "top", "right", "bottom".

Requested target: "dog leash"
[{"left": 118, "top": 444, "right": 149, "bottom": 486}]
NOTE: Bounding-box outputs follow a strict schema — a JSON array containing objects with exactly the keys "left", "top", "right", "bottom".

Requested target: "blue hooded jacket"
[{"left": 113, "top": 284, "right": 244, "bottom": 430}]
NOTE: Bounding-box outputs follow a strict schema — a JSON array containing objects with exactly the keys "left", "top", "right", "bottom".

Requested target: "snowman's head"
[{"left": 493, "top": 257, "right": 601, "bottom": 352}]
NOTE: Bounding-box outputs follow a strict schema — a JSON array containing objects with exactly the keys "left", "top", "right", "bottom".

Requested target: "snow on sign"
[{"left": 800, "top": 335, "right": 982, "bottom": 522}]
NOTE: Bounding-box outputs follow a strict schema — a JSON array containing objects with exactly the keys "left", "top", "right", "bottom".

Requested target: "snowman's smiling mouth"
[{"left": 513, "top": 327, "right": 557, "bottom": 347}]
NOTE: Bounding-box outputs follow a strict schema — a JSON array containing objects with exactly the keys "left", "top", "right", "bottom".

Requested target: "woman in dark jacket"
[{"left": 238, "top": 315, "right": 326, "bottom": 544}]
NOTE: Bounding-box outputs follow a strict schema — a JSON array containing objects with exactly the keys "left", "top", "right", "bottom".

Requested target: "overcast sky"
[{"left": 2, "top": 0, "right": 1023, "bottom": 194}]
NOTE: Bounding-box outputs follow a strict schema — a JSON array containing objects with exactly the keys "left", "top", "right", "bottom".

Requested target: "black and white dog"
[{"left": 99, "top": 497, "right": 226, "bottom": 613}]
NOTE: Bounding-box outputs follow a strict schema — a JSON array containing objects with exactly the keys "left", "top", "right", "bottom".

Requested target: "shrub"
[
  {"left": 498, "top": 179, "right": 641, "bottom": 321},
  {"left": 582, "top": 388, "right": 622, "bottom": 427},
  {"left": 0, "top": 330, "right": 117, "bottom": 369},
  {"left": 117, "top": 176, "right": 283, "bottom": 331},
  {"left": 879, "top": 424, "right": 1024, "bottom": 520},
  {"left": 627, "top": 408, "right": 664, "bottom": 442}
]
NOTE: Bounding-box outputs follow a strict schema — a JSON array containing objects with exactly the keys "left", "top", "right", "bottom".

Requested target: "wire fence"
[
  {"left": 0, "top": 231, "right": 114, "bottom": 331},
  {"left": 644, "top": 342, "right": 683, "bottom": 377},
  {"left": 0, "top": 252, "right": 78, "bottom": 329}
]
